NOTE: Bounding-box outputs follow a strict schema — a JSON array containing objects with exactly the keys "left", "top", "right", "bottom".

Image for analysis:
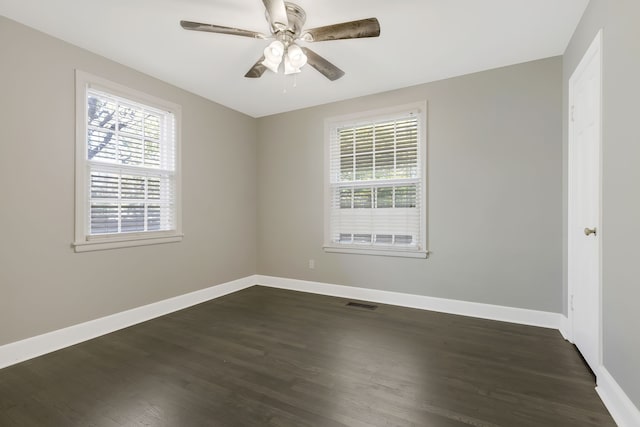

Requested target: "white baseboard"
[
  {"left": 255, "top": 275, "right": 562, "bottom": 330},
  {"left": 559, "top": 314, "right": 571, "bottom": 341},
  {"left": 4, "top": 273, "right": 636, "bottom": 427},
  {"left": 596, "top": 367, "right": 640, "bottom": 427},
  {"left": 0, "top": 275, "right": 564, "bottom": 372},
  {"left": 0, "top": 276, "right": 256, "bottom": 370}
]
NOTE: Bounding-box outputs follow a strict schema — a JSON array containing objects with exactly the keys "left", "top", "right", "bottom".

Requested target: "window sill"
[
  {"left": 73, "top": 233, "right": 183, "bottom": 253},
  {"left": 323, "top": 245, "right": 429, "bottom": 259}
]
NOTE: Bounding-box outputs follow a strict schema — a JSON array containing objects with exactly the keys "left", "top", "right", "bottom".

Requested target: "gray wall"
[
  {"left": 0, "top": 17, "right": 258, "bottom": 346},
  {"left": 5, "top": 6, "right": 635, "bottom": 410},
  {"left": 257, "top": 57, "right": 563, "bottom": 313},
  {"left": 563, "top": 0, "right": 640, "bottom": 408}
]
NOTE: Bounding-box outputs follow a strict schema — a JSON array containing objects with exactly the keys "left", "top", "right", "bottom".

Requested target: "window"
[
  {"left": 73, "top": 71, "right": 182, "bottom": 252},
  {"left": 324, "top": 103, "right": 427, "bottom": 258}
]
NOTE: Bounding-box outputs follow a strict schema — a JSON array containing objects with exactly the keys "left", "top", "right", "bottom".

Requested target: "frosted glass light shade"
[
  {"left": 262, "top": 40, "right": 284, "bottom": 73},
  {"left": 284, "top": 44, "right": 307, "bottom": 75}
]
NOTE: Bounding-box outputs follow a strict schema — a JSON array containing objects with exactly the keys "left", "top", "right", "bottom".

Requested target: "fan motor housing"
[{"left": 266, "top": 2, "right": 306, "bottom": 40}]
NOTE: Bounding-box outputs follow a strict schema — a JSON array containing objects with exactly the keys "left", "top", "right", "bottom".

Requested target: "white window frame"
[
  {"left": 323, "top": 102, "right": 428, "bottom": 258},
  {"left": 73, "top": 70, "right": 182, "bottom": 252}
]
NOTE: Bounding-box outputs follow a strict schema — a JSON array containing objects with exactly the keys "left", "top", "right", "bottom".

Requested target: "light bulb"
[
  {"left": 269, "top": 45, "right": 281, "bottom": 57},
  {"left": 261, "top": 40, "right": 284, "bottom": 73},
  {"left": 284, "top": 44, "right": 307, "bottom": 75},
  {"left": 287, "top": 44, "right": 307, "bottom": 67}
]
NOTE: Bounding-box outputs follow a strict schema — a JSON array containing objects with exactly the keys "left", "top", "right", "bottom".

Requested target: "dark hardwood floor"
[{"left": 0, "top": 286, "right": 615, "bottom": 426}]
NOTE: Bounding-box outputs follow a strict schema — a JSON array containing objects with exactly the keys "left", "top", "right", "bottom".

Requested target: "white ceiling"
[{"left": 0, "top": 0, "right": 588, "bottom": 117}]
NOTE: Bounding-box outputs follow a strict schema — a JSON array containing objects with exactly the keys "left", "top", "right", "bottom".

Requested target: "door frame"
[{"left": 567, "top": 29, "right": 603, "bottom": 369}]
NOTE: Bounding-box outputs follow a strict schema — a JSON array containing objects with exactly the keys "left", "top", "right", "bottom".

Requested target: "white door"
[{"left": 568, "top": 30, "right": 602, "bottom": 374}]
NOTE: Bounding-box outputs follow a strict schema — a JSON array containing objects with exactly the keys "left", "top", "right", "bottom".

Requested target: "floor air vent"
[{"left": 346, "top": 302, "right": 378, "bottom": 310}]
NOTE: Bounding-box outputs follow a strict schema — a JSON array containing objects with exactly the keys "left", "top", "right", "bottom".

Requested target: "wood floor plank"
[{"left": 0, "top": 286, "right": 615, "bottom": 426}]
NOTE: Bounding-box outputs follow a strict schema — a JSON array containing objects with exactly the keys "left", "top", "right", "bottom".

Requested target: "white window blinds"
[
  {"left": 85, "top": 88, "right": 177, "bottom": 237},
  {"left": 326, "top": 106, "right": 426, "bottom": 255}
]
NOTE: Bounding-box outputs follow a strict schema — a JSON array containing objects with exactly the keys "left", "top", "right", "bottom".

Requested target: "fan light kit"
[
  {"left": 262, "top": 40, "right": 307, "bottom": 75},
  {"left": 180, "top": 0, "right": 380, "bottom": 81}
]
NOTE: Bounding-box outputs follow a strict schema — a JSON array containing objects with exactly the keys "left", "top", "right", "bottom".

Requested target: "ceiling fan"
[{"left": 180, "top": 0, "right": 380, "bottom": 81}]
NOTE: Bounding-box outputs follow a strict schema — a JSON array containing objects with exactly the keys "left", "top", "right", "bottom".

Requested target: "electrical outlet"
[{"left": 308, "top": 259, "right": 315, "bottom": 269}]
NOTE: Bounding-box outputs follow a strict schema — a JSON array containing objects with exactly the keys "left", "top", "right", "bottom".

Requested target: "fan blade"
[
  {"left": 245, "top": 56, "right": 268, "bottom": 78},
  {"left": 301, "top": 18, "right": 380, "bottom": 42},
  {"left": 301, "top": 47, "right": 345, "bottom": 81},
  {"left": 262, "top": 0, "right": 289, "bottom": 31},
  {"left": 180, "top": 20, "right": 266, "bottom": 39}
]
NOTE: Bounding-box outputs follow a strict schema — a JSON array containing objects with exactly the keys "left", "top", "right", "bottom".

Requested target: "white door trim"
[{"left": 567, "top": 29, "right": 603, "bottom": 368}]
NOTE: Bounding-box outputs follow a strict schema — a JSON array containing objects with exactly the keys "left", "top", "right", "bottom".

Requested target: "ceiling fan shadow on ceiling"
[{"left": 180, "top": 0, "right": 380, "bottom": 81}]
